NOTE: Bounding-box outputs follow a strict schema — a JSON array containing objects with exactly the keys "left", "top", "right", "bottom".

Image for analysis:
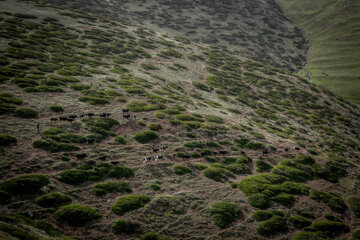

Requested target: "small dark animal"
[
  {"left": 123, "top": 114, "right": 131, "bottom": 119},
  {"left": 153, "top": 148, "right": 159, "bottom": 153},
  {"left": 219, "top": 151, "right": 228, "bottom": 155},
  {"left": 99, "top": 113, "right": 110, "bottom": 117},
  {"left": 99, "top": 156, "right": 107, "bottom": 161},
  {"left": 50, "top": 118, "right": 58, "bottom": 122},
  {"left": 111, "top": 161, "right": 119, "bottom": 165},
  {"left": 295, "top": 147, "right": 301, "bottom": 151},
  {"left": 160, "top": 146, "right": 168, "bottom": 151},
  {"left": 182, "top": 155, "right": 191, "bottom": 161},
  {"left": 155, "top": 155, "right": 163, "bottom": 161},
  {"left": 87, "top": 139, "right": 95, "bottom": 144},
  {"left": 241, "top": 151, "right": 246, "bottom": 155},
  {"left": 262, "top": 149, "right": 269, "bottom": 155},
  {"left": 68, "top": 115, "right": 77, "bottom": 119},
  {"left": 122, "top": 109, "right": 130, "bottom": 113},
  {"left": 59, "top": 117, "right": 68, "bottom": 121},
  {"left": 143, "top": 157, "right": 152, "bottom": 163},
  {"left": 67, "top": 119, "right": 74, "bottom": 123},
  {"left": 80, "top": 114, "right": 86, "bottom": 118},
  {"left": 284, "top": 148, "right": 289, "bottom": 152},
  {"left": 132, "top": 115, "right": 136, "bottom": 119},
  {"left": 213, "top": 152, "right": 218, "bottom": 155},
  {"left": 76, "top": 153, "right": 88, "bottom": 159},
  {"left": 86, "top": 113, "right": 95, "bottom": 117}
]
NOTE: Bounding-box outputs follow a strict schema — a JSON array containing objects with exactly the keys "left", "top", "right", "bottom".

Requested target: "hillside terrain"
[
  {"left": 0, "top": 0, "right": 359, "bottom": 240},
  {"left": 276, "top": 0, "right": 360, "bottom": 106}
]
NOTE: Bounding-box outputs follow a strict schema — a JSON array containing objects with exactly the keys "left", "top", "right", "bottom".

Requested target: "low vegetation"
[
  {"left": 112, "top": 195, "right": 151, "bottom": 216},
  {"left": 54, "top": 204, "right": 101, "bottom": 226}
]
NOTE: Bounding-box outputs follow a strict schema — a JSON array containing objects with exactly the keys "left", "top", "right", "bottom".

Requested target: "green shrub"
[
  {"left": 256, "top": 160, "right": 272, "bottom": 172},
  {"left": 349, "top": 197, "right": 360, "bottom": 217},
  {"left": 305, "top": 220, "right": 350, "bottom": 237},
  {"left": 14, "top": 108, "right": 38, "bottom": 118},
  {"left": 92, "top": 181, "right": 132, "bottom": 196},
  {"left": 54, "top": 204, "right": 101, "bottom": 226},
  {"left": 0, "top": 134, "right": 17, "bottom": 146},
  {"left": 256, "top": 216, "right": 288, "bottom": 237},
  {"left": 352, "top": 229, "right": 360, "bottom": 240},
  {"left": 151, "top": 184, "right": 161, "bottom": 191},
  {"left": 112, "top": 195, "right": 151, "bottom": 216},
  {"left": 0, "top": 174, "right": 49, "bottom": 195},
  {"left": 0, "top": 190, "right": 11, "bottom": 205},
  {"left": 273, "top": 193, "right": 295, "bottom": 208},
  {"left": 49, "top": 105, "right": 63, "bottom": 113},
  {"left": 114, "top": 136, "right": 127, "bottom": 144},
  {"left": 194, "top": 163, "right": 208, "bottom": 170},
  {"left": 204, "top": 167, "right": 233, "bottom": 182},
  {"left": 0, "top": 222, "right": 42, "bottom": 240},
  {"left": 108, "top": 166, "right": 134, "bottom": 179},
  {"left": 310, "top": 189, "right": 347, "bottom": 213},
  {"left": 33, "top": 140, "right": 80, "bottom": 152},
  {"left": 71, "top": 84, "right": 91, "bottom": 91},
  {"left": 138, "top": 232, "right": 172, "bottom": 240},
  {"left": 58, "top": 169, "right": 89, "bottom": 185},
  {"left": 205, "top": 115, "right": 224, "bottom": 124},
  {"left": 111, "top": 219, "right": 140, "bottom": 234},
  {"left": 252, "top": 210, "right": 274, "bottom": 221},
  {"left": 134, "top": 130, "right": 158, "bottom": 144},
  {"left": 148, "top": 123, "right": 162, "bottom": 131},
  {"left": 293, "top": 231, "right": 326, "bottom": 240},
  {"left": 248, "top": 193, "right": 270, "bottom": 209},
  {"left": 290, "top": 215, "right": 312, "bottom": 229},
  {"left": 35, "top": 192, "right": 71, "bottom": 208},
  {"left": 210, "top": 202, "right": 241, "bottom": 228},
  {"left": 79, "top": 96, "right": 110, "bottom": 105},
  {"left": 173, "top": 165, "right": 192, "bottom": 175}
]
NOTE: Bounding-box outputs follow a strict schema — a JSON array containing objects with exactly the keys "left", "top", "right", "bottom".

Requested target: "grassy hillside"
[
  {"left": 276, "top": 0, "right": 360, "bottom": 106},
  {"left": 0, "top": 0, "right": 359, "bottom": 239},
  {"left": 43, "top": 0, "right": 308, "bottom": 72}
]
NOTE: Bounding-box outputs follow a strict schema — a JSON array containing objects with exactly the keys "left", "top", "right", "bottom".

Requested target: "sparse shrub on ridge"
[
  {"left": 112, "top": 195, "right": 151, "bottom": 216},
  {"left": 14, "top": 108, "right": 38, "bottom": 118},
  {"left": 54, "top": 204, "right": 101, "bottom": 226},
  {"left": 0, "top": 134, "right": 17, "bottom": 146},
  {"left": 210, "top": 202, "right": 241, "bottom": 228},
  {"left": 35, "top": 192, "right": 71, "bottom": 208},
  {"left": 111, "top": 219, "right": 140, "bottom": 234},
  {"left": 134, "top": 130, "right": 158, "bottom": 144},
  {"left": 0, "top": 174, "right": 49, "bottom": 195},
  {"left": 173, "top": 165, "right": 192, "bottom": 175}
]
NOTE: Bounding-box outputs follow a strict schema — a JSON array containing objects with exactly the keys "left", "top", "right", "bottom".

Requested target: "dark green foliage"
[
  {"left": 148, "top": 123, "right": 162, "bottom": 131},
  {"left": 0, "top": 93, "right": 22, "bottom": 114},
  {"left": 141, "top": 62, "right": 159, "bottom": 71},
  {"left": 134, "top": 130, "right": 158, "bottom": 144},
  {"left": 112, "top": 195, "right": 151, "bottom": 216},
  {"left": 71, "top": 84, "right": 91, "bottom": 91},
  {"left": 256, "top": 160, "right": 272, "bottom": 172},
  {"left": 0, "top": 190, "right": 11, "bottom": 205},
  {"left": 54, "top": 204, "right": 101, "bottom": 226},
  {"left": 310, "top": 189, "right": 347, "bottom": 213},
  {"left": 304, "top": 220, "right": 350, "bottom": 237},
  {"left": 114, "top": 136, "right": 127, "bottom": 144},
  {"left": 293, "top": 231, "right": 326, "bottom": 240},
  {"left": 290, "top": 215, "right": 312, "bottom": 229},
  {"left": 193, "top": 81, "right": 213, "bottom": 92},
  {"left": 194, "top": 163, "right": 208, "bottom": 170},
  {"left": 111, "top": 219, "right": 140, "bottom": 234},
  {"left": 204, "top": 166, "right": 234, "bottom": 182},
  {"left": 49, "top": 105, "right": 63, "bottom": 112},
  {"left": 352, "top": 229, "right": 360, "bottom": 240},
  {"left": 79, "top": 96, "right": 110, "bottom": 105},
  {"left": 205, "top": 115, "right": 224, "bottom": 124},
  {"left": 0, "top": 134, "right": 17, "bottom": 146},
  {"left": 92, "top": 181, "right": 132, "bottom": 196},
  {"left": 35, "top": 192, "right": 71, "bottom": 208},
  {"left": 273, "top": 193, "right": 295, "bottom": 208},
  {"left": 58, "top": 169, "right": 89, "bottom": 185},
  {"left": 151, "top": 184, "right": 161, "bottom": 191},
  {"left": 0, "top": 174, "right": 49, "bottom": 195},
  {"left": 252, "top": 210, "right": 274, "bottom": 221},
  {"left": 108, "top": 166, "right": 134, "bottom": 179},
  {"left": 173, "top": 165, "right": 192, "bottom": 175},
  {"left": 349, "top": 197, "right": 360, "bottom": 217},
  {"left": 33, "top": 140, "right": 80, "bottom": 152},
  {"left": 210, "top": 202, "right": 241, "bottom": 228},
  {"left": 237, "top": 173, "right": 287, "bottom": 196},
  {"left": 14, "top": 108, "right": 38, "bottom": 118},
  {"left": 157, "top": 48, "right": 182, "bottom": 58},
  {"left": 256, "top": 216, "right": 288, "bottom": 237},
  {"left": 272, "top": 162, "right": 313, "bottom": 182},
  {"left": 138, "top": 232, "right": 172, "bottom": 240},
  {"left": 0, "top": 222, "right": 41, "bottom": 240},
  {"left": 248, "top": 193, "right": 270, "bottom": 209},
  {"left": 82, "top": 118, "right": 119, "bottom": 141}
]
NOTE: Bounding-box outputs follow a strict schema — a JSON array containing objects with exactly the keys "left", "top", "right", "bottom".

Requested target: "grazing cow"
[
  {"left": 295, "top": 147, "right": 301, "bottom": 151},
  {"left": 284, "top": 148, "right": 289, "bottom": 152},
  {"left": 132, "top": 115, "right": 136, "bottom": 119},
  {"left": 143, "top": 157, "right": 152, "bottom": 163},
  {"left": 67, "top": 118, "right": 74, "bottom": 124},
  {"left": 262, "top": 149, "right": 269, "bottom": 155},
  {"left": 241, "top": 151, "right": 246, "bottom": 155},
  {"left": 68, "top": 115, "right": 77, "bottom": 119},
  {"left": 79, "top": 114, "right": 86, "bottom": 118},
  {"left": 123, "top": 109, "right": 130, "bottom": 113},
  {"left": 99, "top": 156, "right": 107, "bottom": 161},
  {"left": 182, "top": 155, "right": 191, "bottom": 161},
  {"left": 111, "top": 161, "right": 119, "bottom": 165},
  {"left": 99, "top": 113, "right": 110, "bottom": 117},
  {"left": 76, "top": 153, "right": 87, "bottom": 159},
  {"left": 213, "top": 151, "right": 218, "bottom": 155},
  {"left": 87, "top": 139, "right": 95, "bottom": 144},
  {"left": 155, "top": 155, "right": 164, "bottom": 162},
  {"left": 59, "top": 116, "right": 68, "bottom": 121},
  {"left": 153, "top": 148, "right": 159, "bottom": 153},
  {"left": 219, "top": 151, "right": 228, "bottom": 155},
  {"left": 160, "top": 146, "right": 168, "bottom": 151},
  {"left": 86, "top": 113, "right": 95, "bottom": 117},
  {"left": 50, "top": 118, "right": 58, "bottom": 122},
  {"left": 123, "top": 114, "right": 131, "bottom": 119}
]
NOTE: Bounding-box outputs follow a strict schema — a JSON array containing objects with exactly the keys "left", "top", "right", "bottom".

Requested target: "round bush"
[
  {"left": 138, "top": 232, "right": 172, "bottom": 240},
  {"left": 173, "top": 165, "right": 192, "bottom": 175},
  {"left": 256, "top": 216, "right": 288, "bottom": 237},
  {"left": 273, "top": 193, "right": 295, "bottom": 208},
  {"left": 58, "top": 169, "right": 89, "bottom": 185},
  {"left": 210, "top": 202, "right": 241, "bottom": 228},
  {"left": 151, "top": 184, "right": 161, "bottom": 191},
  {"left": 54, "top": 204, "right": 101, "bottom": 226},
  {"left": 92, "top": 181, "right": 132, "bottom": 196},
  {"left": 349, "top": 196, "right": 360, "bottom": 217},
  {"left": 112, "top": 195, "right": 151, "bottom": 216},
  {"left": 108, "top": 166, "right": 134, "bottom": 179},
  {"left": 0, "top": 134, "right": 17, "bottom": 146},
  {"left": 248, "top": 193, "right": 270, "bottom": 209},
  {"left": 134, "top": 130, "right": 158, "bottom": 144},
  {"left": 0, "top": 190, "right": 11, "bottom": 205},
  {"left": 114, "top": 136, "right": 127, "bottom": 144},
  {"left": 148, "top": 123, "right": 162, "bottom": 131},
  {"left": 35, "top": 192, "right": 71, "bottom": 208},
  {"left": 256, "top": 160, "right": 272, "bottom": 172},
  {"left": 290, "top": 215, "right": 312, "bottom": 229},
  {"left": 49, "top": 105, "right": 64, "bottom": 113},
  {"left": 14, "top": 108, "right": 38, "bottom": 118},
  {"left": 204, "top": 167, "right": 233, "bottom": 182},
  {"left": 111, "top": 219, "right": 140, "bottom": 234},
  {"left": 0, "top": 174, "right": 50, "bottom": 195}
]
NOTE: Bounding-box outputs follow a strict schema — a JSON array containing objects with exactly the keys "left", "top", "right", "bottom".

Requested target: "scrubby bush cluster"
[
  {"left": 0, "top": 174, "right": 49, "bottom": 195},
  {"left": 92, "top": 181, "right": 132, "bottom": 196},
  {"left": 210, "top": 202, "right": 241, "bottom": 228},
  {"left": 35, "top": 192, "right": 71, "bottom": 208},
  {"left": 112, "top": 195, "right": 151, "bottom": 216},
  {"left": 54, "top": 204, "right": 101, "bottom": 226}
]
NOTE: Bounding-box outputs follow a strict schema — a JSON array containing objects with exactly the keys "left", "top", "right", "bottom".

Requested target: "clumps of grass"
[
  {"left": 194, "top": 163, "right": 208, "bottom": 170},
  {"left": 134, "top": 130, "right": 158, "bottom": 144},
  {"left": 54, "top": 204, "right": 101, "bottom": 226},
  {"left": 108, "top": 166, "right": 135, "bottom": 179},
  {"left": 126, "top": 101, "right": 165, "bottom": 112},
  {"left": 111, "top": 219, "right": 140, "bottom": 234},
  {"left": 256, "top": 216, "right": 288, "bottom": 237},
  {"left": 173, "top": 165, "right": 192, "bottom": 175},
  {"left": 33, "top": 140, "right": 80, "bottom": 152},
  {"left": 289, "top": 215, "right": 312, "bottom": 229},
  {"left": 148, "top": 123, "right": 162, "bottom": 131},
  {"left": 0, "top": 174, "right": 49, "bottom": 195},
  {"left": 0, "top": 93, "right": 22, "bottom": 114},
  {"left": 35, "top": 192, "right": 71, "bottom": 208},
  {"left": 14, "top": 107, "right": 38, "bottom": 118},
  {"left": 310, "top": 189, "right": 347, "bottom": 213},
  {"left": 210, "top": 202, "right": 241, "bottom": 228},
  {"left": 204, "top": 165, "right": 234, "bottom": 182},
  {"left": 192, "top": 81, "right": 213, "bottom": 92},
  {"left": 49, "top": 105, "right": 63, "bottom": 113},
  {"left": 92, "top": 181, "right": 132, "bottom": 196},
  {"left": 348, "top": 197, "right": 360, "bottom": 217},
  {"left": 151, "top": 184, "right": 161, "bottom": 191},
  {"left": 294, "top": 220, "right": 350, "bottom": 239},
  {"left": 114, "top": 136, "right": 127, "bottom": 144},
  {"left": 205, "top": 115, "right": 224, "bottom": 124},
  {"left": 248, "top": 193, "right": 270, "bottom": 209},
  {"left": 252, "top": 210, "right": 284, "bottom": 222},
  {"left": 82, "top": 118, "right": 119, "bottom": 141},
  {"left": 256, "top": 160, "right": 272, "bottom": 172},
  {"left": 112, "top": 195, "right": 151, "bottom": 216},
  {"left": 0, "top": 134, "right": 17, "bottom": 146},
  {"left": 141, "top": 62, "right": 159, "bottom": 71},
  {"left": 157, "top": 48, "right": 183, "bottom": 58},
  {"left": 273, "top": 193, "right": 295, "bottom": 208}
]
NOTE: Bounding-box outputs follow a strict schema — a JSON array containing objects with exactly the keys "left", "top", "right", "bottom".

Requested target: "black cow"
[
  {"left": 284, "top": 148, "right": 289, "bottom": 152},
  {"left": 76, "top": 153, "right": 87, "bottom": 159},
  {"left": 111, "top": 161, "right": 119, "bottom": 165},
  {"left": 219, "top": 151, "right": 228, "bottom": 155},
  {"left": 295, "top": 147, "right": 301, "bottom": 151},
  {"left": 67, "top": 119, "right": 74, "bottom": 123},
  {"left": 262, "top": 149, "right": 269, "bottom": 155},
  {"left": 122, "top": 109, "right": 130, "bottom": 113},
  {"left": 50, "top": 118, "right": 58, "bottom": 122},
  {"left": 99, "top": 156, "right": 107, "bottom": 161},
  {"left": 123, "top": 114, "right": 131, "bottom": 119},
  {"left": 182, "top": 155, "right": 191, "bottom": 161},
  {"left": 153, "top": 148, "right": 159, "bottom": 153},
  {"left": 86, "top": 113, "right": 95, "bottom": 117},
  {"left": 213, "top": 152, "right": 218, "bottom": 155},
  {"left": 155, "top": 155, "right": 163, "bottom": 161},
  {"left": 241, "top": 151, "right": 246, "bottom": 155},
  {"left": 160, "top": 146, "right": 168, "bottom": 151},
  {"left": 59, "top": 116, "right": 68, "bottom": 121},
  {"left": 143, "top": 157, "right": 152, "bottom": 163},
  {"left": 79, "top": 114, "right": 86, "bottom": 118},
  {"left": 99, "top": 113, "right": 110, "bottom": 117},
  {"left": 68, "top": 115, "right": 77, "bottom": 119},
  {"left": 87, "top": 139, "right": 95, "bottom": 144}
]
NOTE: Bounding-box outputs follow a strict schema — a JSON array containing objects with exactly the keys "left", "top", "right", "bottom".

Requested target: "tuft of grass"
[
  {"left": 112, "top": 195, "right": 151, "bottom": 216},
  {"left": 54, "top": 204, "right": 101, "bottom": 226},
  {"left": 210, "top": 202, "right": 241, "bottom": 228},
  {"left": 35, "top": 192, "right": 71, "bottom": 208},
  {"left": 0, "top": 174, "right": 49, "bottom": 195},
  {"left": 0, "top": 134, "right": 17, "bottom": 146},
  {"left": 348, "top": 197, "right": 360, "bottom": 217},
  {"left": 134, "top": 130, "right": 158, "bottom": 144},
  {"left": 173, "top": 165, "right": 192, "bottom": 175},
  {"left": 256, "top": 216, "right": 288, "bottom": 237},
  {"left": 92, "top": 181, "right": 132, "bottom": 196},
  {"left": 111, "top": 219, "right": 140, "bottom": 234},
  {"left": 14, "top": 108, "right": 38, "bottom": 118},
  {"left": 49, "top": 105, "right": 64, "bottom": 113}
]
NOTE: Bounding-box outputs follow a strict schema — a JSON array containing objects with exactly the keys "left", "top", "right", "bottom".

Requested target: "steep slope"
[
  {"left": 0, "top": 0, "right": 360, "bottom": 240},
  {"left": 276, "top": 0, "right": 360, "bottom": 106},
  {"left": 42, "top": 0, "right": 308, "bottom": 72}
]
